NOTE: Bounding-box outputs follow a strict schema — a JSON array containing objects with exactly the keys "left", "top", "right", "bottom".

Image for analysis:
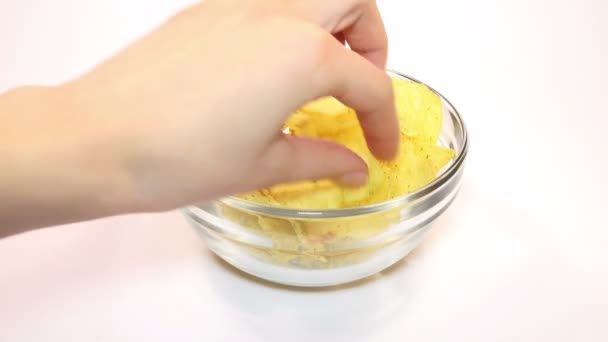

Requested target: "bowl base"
[{"left": 194, "top": 223, "right": 430, "bottom": 287}]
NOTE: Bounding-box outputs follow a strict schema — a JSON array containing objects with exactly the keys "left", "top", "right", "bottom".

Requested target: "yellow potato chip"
[
  {"left": 383, "top": 136, "right": 455, "bottom": 197},
  {"left": 392, "top": 78, "right": 443, "bottom": 143},
  {"left": 259, "top": 180, "right": 344, "bottom": 210},
  {"left": 286, "top": 104, "right": 358, "bottom": 137},
  {"left": 299, "top": 96, "right": 350, "bottom": 116}
]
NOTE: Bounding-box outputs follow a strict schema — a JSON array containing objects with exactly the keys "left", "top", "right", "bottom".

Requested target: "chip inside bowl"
[{"left": 239, "top": 77, "right": 455, "bottom": 209}]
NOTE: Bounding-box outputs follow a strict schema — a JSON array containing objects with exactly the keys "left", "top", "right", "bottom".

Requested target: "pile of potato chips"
[{"left": 240, "top": 77, "right": 455, "bottom": 209}]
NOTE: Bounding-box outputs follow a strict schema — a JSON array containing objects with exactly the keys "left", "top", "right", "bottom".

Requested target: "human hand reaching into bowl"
[{"left": 0, "top": 0, "right": 398, "bottom": 235}]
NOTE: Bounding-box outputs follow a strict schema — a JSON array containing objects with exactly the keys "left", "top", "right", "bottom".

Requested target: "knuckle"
[
  {"left": 301, "top": 28, "right": 335, "bottom": 71},
  {"left": 284, "top": 26, "right": 335, "bottom": 85}
]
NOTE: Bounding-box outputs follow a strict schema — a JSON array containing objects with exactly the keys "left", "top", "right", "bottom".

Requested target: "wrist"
[
  {"left": 0, "top": 83, "right": 141, "bottom": 233},
  {"left": 52, "top": 82, "right": 143, "bottom": 216}
]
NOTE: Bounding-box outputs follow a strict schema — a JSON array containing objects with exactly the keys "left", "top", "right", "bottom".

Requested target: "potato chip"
[
  {"left": 392, "top": 78, "right": 443, "bottom": 143},
  {"left": 263, "top": 180, "right": 343, "bottom": 209},
  {"left": 383, "top": 136, "right": 455, "bottom": 197},
  {"left": 299, "top": 96, "right": 350, "bottom": 116}
]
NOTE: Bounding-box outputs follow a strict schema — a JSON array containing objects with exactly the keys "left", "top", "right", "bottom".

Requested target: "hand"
[
  {"left": 0, "top": 0, "right": 398, "bottom": 233},
  {"left": 67, "top": 0, "right": 398, "bottom": 211}
]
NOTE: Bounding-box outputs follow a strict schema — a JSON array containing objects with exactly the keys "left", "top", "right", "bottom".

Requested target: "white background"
[{"left": 1, "top": 0, "right": 607, "bottom": 341}]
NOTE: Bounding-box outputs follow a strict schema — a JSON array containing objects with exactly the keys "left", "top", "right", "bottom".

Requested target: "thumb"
[{"left": 252, "top": 135, "right": 368, "bottom": 189}]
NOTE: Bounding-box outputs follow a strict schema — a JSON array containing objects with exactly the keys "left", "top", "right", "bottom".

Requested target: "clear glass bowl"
[{"left": 183, "top": 71, "right": 469, "bottom": 287}]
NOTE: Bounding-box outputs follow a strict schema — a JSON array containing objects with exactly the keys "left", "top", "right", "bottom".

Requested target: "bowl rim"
[{"left": 208, "top": 70, "right": 469, "bottom": 218}]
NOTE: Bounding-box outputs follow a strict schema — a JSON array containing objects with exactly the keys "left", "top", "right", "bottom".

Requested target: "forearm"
[{"left": 0, "top": 86, "right": 135, "bottom": 237}]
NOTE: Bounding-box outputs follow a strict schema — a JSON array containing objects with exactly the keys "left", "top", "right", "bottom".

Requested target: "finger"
[
  {"left": 298, "top": 0, "right": 388, "bottom": 69},
  {"left": 255, "top": 135, "right": 368, "bottom": 188},
  {"left": 309, "top": 33, "right": 399, "bottom": 160},
  {"left": 341, "top": 1, "right": 388, "bottom": 68}
]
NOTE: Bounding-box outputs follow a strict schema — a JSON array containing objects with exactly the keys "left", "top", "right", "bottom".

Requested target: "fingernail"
[{"left": 339, "top": 172, "right": 368, "bottom": 187}]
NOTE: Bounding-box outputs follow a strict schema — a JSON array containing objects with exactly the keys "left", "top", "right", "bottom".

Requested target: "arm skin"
[{"left": 0, "top": 86, "right": 136, "bottom": 237}]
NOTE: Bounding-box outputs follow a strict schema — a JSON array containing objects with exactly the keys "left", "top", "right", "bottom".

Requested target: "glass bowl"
[{"left": 183, "top": 71, "right": 468, "bottom": 287}]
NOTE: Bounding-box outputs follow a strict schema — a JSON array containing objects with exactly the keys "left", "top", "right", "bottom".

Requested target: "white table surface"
[{"left": 1, "top": 0, "right": 607, "bottom": 341}]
